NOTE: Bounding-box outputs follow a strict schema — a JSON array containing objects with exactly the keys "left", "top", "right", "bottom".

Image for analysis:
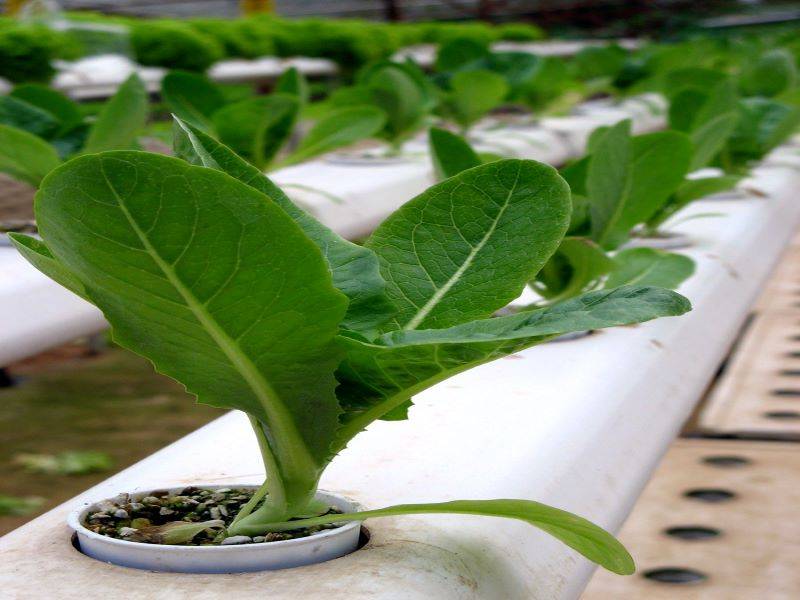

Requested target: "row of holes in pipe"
[
  {"left": 641, "top": 454, "right": 749, "bottom": 585},
  {"left": 764, "top": 344, "right": 800, "bottom": 420}
]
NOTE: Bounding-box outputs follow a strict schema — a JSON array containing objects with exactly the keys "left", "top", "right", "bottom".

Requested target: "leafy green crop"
[
  {"left": 162, "top": 69, "right": 385, "bottom": 168},
  {"left": 428, "top": 127, "right": 482, "bottom": 179},
  {"left": 0, "top": 74, "right": 148, "bottom": 187},
  {"left": 739, "top": 49, "right": 797, "bottom": 98},
  {"left": 531, "top": 240, "right": 693, "bottom": 306},
  {"left": 440, "top": 69, "right": 510, "bottom": 133},
  {"left": 575, "top": 120, "right": 693, "bottom": 249},
  {"left": 352, "top": 60, "right": 438, "bottom": 151},
  {"left": 12, "top": 129, "right": 691, "bottom": 572},
  {"left": 723, "top": 98, "right": 800, "bottom": 169}
]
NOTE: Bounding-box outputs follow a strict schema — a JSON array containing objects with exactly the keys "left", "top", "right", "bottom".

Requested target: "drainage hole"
[
  {"left": 764, "top": 410, "right": 800, "bottom": 420},
  {"left": 684, "top": 488, "right": 736, "bottom": 503},
  {"left": 664, "top": 526, "right": 721, "bottom": 540},
  {"left": 702, "top": 455, "right": 751, "bottom": 467},
  {"left": 785, "top": 351, "right": 800, "bottom": 358},
  {"left": 642, "top": 567, "right": 708, "bottom": 585},
  {"left": 770, "top": 389, "right": 800, "bottom": 396},
  {"left": 779, "top": 369, "right": 800, "bottom": 376}
]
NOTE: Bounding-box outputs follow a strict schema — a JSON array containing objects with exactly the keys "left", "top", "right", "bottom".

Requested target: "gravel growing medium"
[{"left": 84, "top": 487, "right": 343, "bottom": 546}]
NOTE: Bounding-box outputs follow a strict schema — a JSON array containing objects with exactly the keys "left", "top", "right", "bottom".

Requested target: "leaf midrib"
[
  {"left": 100, "top": 164, "right": 316, "bottom": 473},
  {"left": 403, "top": 165, "right": 522, "bottom": 330}
]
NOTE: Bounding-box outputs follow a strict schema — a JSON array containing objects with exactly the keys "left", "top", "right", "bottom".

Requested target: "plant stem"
[
  {"left": 229, "top": 477, "right": 270, "bottom": 527},
  {"left": 248, "top": 415, "right": 287, "bottom": 514}
]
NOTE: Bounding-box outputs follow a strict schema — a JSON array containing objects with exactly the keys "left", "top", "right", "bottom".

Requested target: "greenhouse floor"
[{"left": 585, "top": 234, "right": 800, "bottom": 599}]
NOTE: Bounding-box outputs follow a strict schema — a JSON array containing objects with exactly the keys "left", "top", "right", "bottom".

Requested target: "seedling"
[
  {"left": 0, "top": 74, "right": 148, "bottom": 187},
  {"left": 162, "top": 68, "right": 387, "bottom": 169},
  {"left": 11, "top": 117, "right": 692, "bottom": 575},
  {"left": 562, "top": 119, "right": 693, "bottom": 248}
]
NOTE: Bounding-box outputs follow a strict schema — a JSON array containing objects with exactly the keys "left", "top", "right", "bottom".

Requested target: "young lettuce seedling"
[
  {"left": 562, "top": 119, "right": 693, "bottom": 248},
  {"left": 427, "top": 128, "right": 695, "bottom": 304},
  {"left": 162, "top": 68, "right": 387, "bottom": 170},
  {"left": 11, "top": 118, "right": 692, "bottom": 575},
  {"left": 0, "top": 74, "right": 148, "bottom": 187}
]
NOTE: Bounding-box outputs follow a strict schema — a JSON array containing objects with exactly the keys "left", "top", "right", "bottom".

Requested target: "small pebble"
[
  {"left": 216, "top": 488, "right": 231, "bottom": 494},
  {"left": 218, "top": 506, "right": 228, "bottom": 517},
  {"left": 159, "top": 507, "right": 175, "bottom": 516},
  {"left": 129, "top": 503, "right": 145, "bottom": 512},
  {"left": 220, "top": 536, "right": 252, "bottom": 546},
  {"left": 119, "top": 527, "right": 138, "bottom": 537},
  {"left": 141, "top": 496, "right": 160, "bottom": 505},
  {"left": 209, "top": 507, "right": 221, "bottom": 520},
  {"left": 131, "top": 518, "right": 151, "bottom": 529},
  {"left": 252, "top": 536, "right": 265, "bottom": 543},
  {"left": 113, "top": 509, "right": 129, "bottom": 519},
  {"left": 89, "top": 513, "right": 110, "bottom": 521}
]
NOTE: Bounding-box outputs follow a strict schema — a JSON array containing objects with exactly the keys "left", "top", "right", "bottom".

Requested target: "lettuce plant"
[
  {"left": 557, "top": 120, "right": 693, "bottom": 248},
  {"left": 739, "top": 49, "right": 797, "bottom": 98},
  {"left": 162, "top": 68, "right": 387, "bottom": 169},
  {"left": 0, "top": 74, "right": 148, "bottom": 187},
  {"left": 341, "top": 60, "right": 438, "bottom": 152},
  {"left": 531, "top": 240, "right": 694, "bottom": 305},
  {"left": 721, "top": 98, "right": 800, "bottom": 170},
  {"left": 11, "top": 117, "right": 691, "bottom": 573}
]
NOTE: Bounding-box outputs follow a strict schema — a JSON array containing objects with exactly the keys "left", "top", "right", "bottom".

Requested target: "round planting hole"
[
  {"left": 764, "top": 410, "right": 800, "bottom": 420},
  {"left": 785, "top": 351, "right": 800, "bottom": 358},
  {"left": 643, "top": 567, "right": 707, "bottom": 585},
  {"left": 684, "top": 488, "right": 736, "bottom": 503},
  {"left": 770, "top": 389, "right": 800, "bottom": 397},
  {"left": 664, "top": 526, "right": 721, "bottom": 540},
  {"left": 779, "top": 369, "right": 800, "bottom": 376},
  {"left": 702, "top": 455, "right": 751, "bottom": 467}
]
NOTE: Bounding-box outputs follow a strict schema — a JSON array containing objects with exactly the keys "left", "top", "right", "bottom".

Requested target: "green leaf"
[
  {"left": 244, "top": 498, "right": 635, "bottom": 575},
  {"left": 531, "top": 237, "right": 614, "bottom": 302},
  {"left": 667, "top": 88, "right": 706, "bottom": 132},
  {"left": 130, "top": 520, "right": 225, "bottom": 544},
  {"left": 8, "top": 234, "right": 88, "bottom": 299},
  {"left": 727, "top": 98, "right": 800, "bottom": 163},
  {"left": 740, "top": 49, "right": 797, "bottom": 98},
  {"left": 675, "top": 175, "right": 741, "bottom": 205},
  {"left": 447, "top": 69, "right": 510, "bottom": 130},
  {"left": 334, "top": 286, "right": 691, "bottom": 439},
  {"left": 10, "top": 84, "right": 83, "bottom": 135},
  {"left": 589, "top": 122, "right": 692, "bottom": 249},
  {"left": 278, "top": 106, "right": 386, "bottom": 168},
  {"left": 275, "top": 67, "right": 309, "bottom": 105},
  {"left": 435, "top": 37, "right": 490, "bottom": 72},
  {"left": 213, "top": 94, "right": 300, "bottom": 168},
  {"left": 0, "top": 123, "right": 61, "bottom": 186},
  {"left": 606, "top": 248, "right": 695, "bottom": 290},
  {"left": 587, "top": 120, "right": 632, "bottom": 248},
  {"left": 645, "top": 175, "right": 740, "bottom": 232},
  {"left": 573, "top": 45, "right": 627, "bottom": 81},
  {"left": 428, "top": 127, "right": 481, "bottom": 180},
  {"left": 0, "top": 95, "right": 60, "bottom": 139},
  {"left": 83, "top": 74, "right": 149, "bottom": 154},
  {"left": 161, "top": 70, "right": 226, "bottom": 132},
  {"left": 35, "top": 151, "right": 348, "bottom": 497},
  {"left": 362, "top": 62, "right": 427, "bottom": 144},
  {"left": 365, "top": 159, "right": 570, "bottom": 331},
  {"left": 689, "top": 111, "right": 739, "bottom": 170},
  {"left": 172, "top": 117, "right": 395, "bottom": 334}
]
